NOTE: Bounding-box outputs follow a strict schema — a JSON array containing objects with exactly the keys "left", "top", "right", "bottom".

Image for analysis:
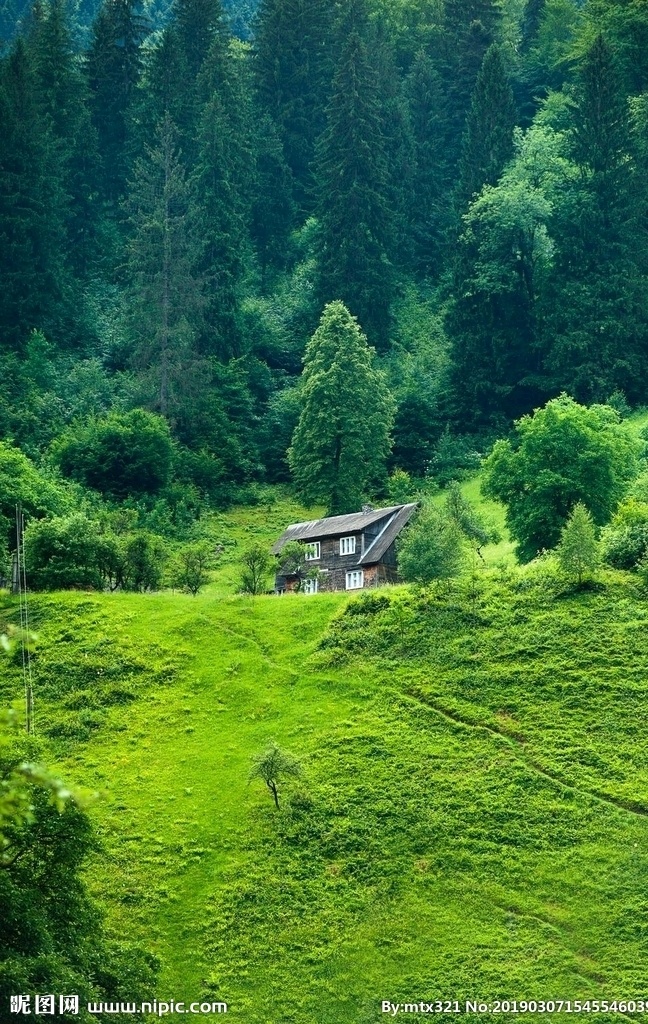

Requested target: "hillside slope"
[{"left": 3, "top": 545, "right": 648, "bottom": 1021}]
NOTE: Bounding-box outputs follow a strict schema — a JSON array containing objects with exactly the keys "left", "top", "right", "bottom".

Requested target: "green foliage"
[
  {"left": 288, "top": 301, "right": 395, "bottom": 514},
  {"left": 601, "top": 499, "right": 648, "bottom": 571},
  {"left": 0, "top": 442, "right": 70, "bottom": 553},
  {"left": 239, "top": 542, "right": 274, "bottom": 595},
  {"left": 483, "top": 395, "right": 641, "bottom": 561},
  {"left": 386, "top": 469, "right": 415, "bottom": 505},
  {"left": 275, "top": 540, "right": 320, "bottom": 592},
  {"left": 25, "top": 514, "right": 114, "bottom": 591},
  {"left": 86, "top": 0, "right": 146, "bottom": 200},
  {"left": 428, "top": 427, "right": 483, "bottom": 486},
  {"left": 125, "top": 113, "right": 203, "bottom": 411},
  {"left": 314, "top": 1, "right": 394, "bottom": 349},
  {"left": 637, "top": 550, "right": 648, "bottom": 592},
  {"left": 0, "top": 645, "right": 158, "bottom": 1017},
  {"left": 456, "top": 43, "right": 517, "bottom": 206},
  {"left": 169, "top": 541, "right": 215, "bottom": 595},
  {"left": 119, "top": 532, "right": 167, "bottom": 592},
  {"left": 249, "top": 742, "right": 300, "bottom": 808},
  {"left": 556, "top": 501, "right": 599, "bottom": 586},
  {"left": 397, "top": 504, "right": 464, "bottom": 586},
  {"left": 444, "top": 480, "right": 499, "bottom": 551},
  {"left": 24, "top": 514, "right": 168, "bottom": 593},
  {"left": 54, "top": 410, "right": 174, "bottom": 499},
  {"left": 254, "top": 0, "right": 335, "bottom": 210},
  {"left": 0, "top": 40, "right": 71, "bottom": 352}
]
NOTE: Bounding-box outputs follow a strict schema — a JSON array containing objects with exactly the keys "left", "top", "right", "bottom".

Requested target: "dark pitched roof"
[
  {"left": 359, "top": 503, "right": 418, "bottom": 565},
  {"left": 271, "top": 503, "right": 418, "bottom": 556}
]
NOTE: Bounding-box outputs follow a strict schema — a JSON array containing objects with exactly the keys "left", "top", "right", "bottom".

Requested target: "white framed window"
[
  {"left": 346, "top": 570, "right": 364, "bottom": 590},
  {"left": 305, "top": 542, "right": 321, "bottom": 561},
  {"left": 340, "top": 536, "right": 356, "bottom": 555},
  {"left": 302, "top": 577, "right": 318, "bottom": 595}
]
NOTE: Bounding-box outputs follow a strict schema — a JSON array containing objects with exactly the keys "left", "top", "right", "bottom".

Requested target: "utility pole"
[{"left": 15, "top": 504, "right": 34, "bottom": 735}]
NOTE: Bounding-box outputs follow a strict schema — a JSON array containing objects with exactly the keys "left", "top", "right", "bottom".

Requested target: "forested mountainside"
[
  {"left": 2, "top": 0, "right": 648, "bottom": 558},
  {"left": 0, "top": 0, "right": 257, "bottom": 47}
]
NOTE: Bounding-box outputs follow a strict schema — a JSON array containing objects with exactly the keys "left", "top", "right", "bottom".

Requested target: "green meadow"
[{"left": 3, "top": 486, "right": 648, "bottom": 1023}]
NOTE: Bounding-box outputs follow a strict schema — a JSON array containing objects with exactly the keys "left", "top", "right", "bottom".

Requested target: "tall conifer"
[
  {"left": 174, "top": 0, "right": 227, "bottom": 80},
  {"left": 456, "top": 43, "right": 516, "bottom": 206},
  {"left": 254, "top": 0, "right": 336, "bottom": 210},
  {"left": 125, "top": 113, "right": 202, "bottom": 416},
  {"left": 187, "top": 35, "right": 255, "bottom": 357},
  {"left": 29, "top": 0, "right": 100, "bottom": 272},
  {"left": 0, "top": 40, "right": 68, "bottom": 348},
  {"left": 543, "top": 33, "right": 647, "bottom": 401},
  {"left": 406, "top": 50, "right": 450, "bottom": 276},
  {"left": 86, "top": 0, "right": 147, "bottom": 201},
  {"left": 288, "top": 301, "right": 395, "bottom": 514},
  {"left": 314, "top": 0, "right": 394, "bottom": 350},
  {"left": 442, "top": 0, "right": 502, "bottom": 141}
]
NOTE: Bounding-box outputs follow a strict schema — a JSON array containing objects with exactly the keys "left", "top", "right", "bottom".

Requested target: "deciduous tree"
[
  {"left": 483, "top": 395, "right": 641, "bottom": 561},
  {"left": 249, "top": 743, "right": 300, "bottom": 808},
  {"left": 398, "top": 504, "right": 464, "bottom": 586}
]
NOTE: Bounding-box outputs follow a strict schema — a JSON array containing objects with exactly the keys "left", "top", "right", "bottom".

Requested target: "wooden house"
[{"left": 272, "top": 503, "right": 418, "bottom": 594}]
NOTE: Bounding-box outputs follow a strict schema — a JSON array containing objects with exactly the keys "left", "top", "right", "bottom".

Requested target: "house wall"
[{"left": 274, "top": 523, "right": 401, "bottom": 593}]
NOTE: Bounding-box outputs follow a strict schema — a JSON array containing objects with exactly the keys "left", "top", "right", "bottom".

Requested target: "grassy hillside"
[{"left": 3, "top": 486, "right": 648, "bottom": 1021}]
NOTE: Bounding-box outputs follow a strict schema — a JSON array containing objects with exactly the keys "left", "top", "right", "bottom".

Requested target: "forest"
[
  {"left": 2, "top": 0, "right": 648, "bottom": 553},
  {"left": 3, "top": 0, "right": 648, "bottom": 1019}
]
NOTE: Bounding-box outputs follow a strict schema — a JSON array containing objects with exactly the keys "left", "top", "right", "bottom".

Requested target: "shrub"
[
  {"left": 556, "top": 503, "right": 599, "bottom": 586},
  {"left": 428, "top": 427, "right": 482, "bottom": 486},
  {"left": 169, "top": 542, "right": 215, "bottom": 595},
  {"left": 637, "top": 552, "right": 648, "bottom": 591},
  {"left": 483, "top": 395, "right": 641, "bottom": 562},
  {"left": 54, "top": 409, "right": 174, "bottom": 499},
  {"left": 398, "top": 504, "right": 464, "bottom": 586},
  {"left": 601, "top": 499, "right": 648, "bottom": 570},
  {"left": 0, "top": 442, "right": 70, "bottom": 552},
  {"left": 240, "top": 543, "right": 275, "bottom": 595},
  {"left": 120, "top": 533, "right": 167, "bottom": 592},
  {"left": 24, "top": 514, "right": 117, "bottom": 591},
  {"left": 386, "top": 469, "right": 416, "bottom": 504}
]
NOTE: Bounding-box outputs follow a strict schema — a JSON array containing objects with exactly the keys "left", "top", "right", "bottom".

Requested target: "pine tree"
[
  {"left": 542, "top": 33, "right": 648, "bottom": 402},
  {"left": 251, "top": 112, "right": 295, "bottom": 288},
  {"left": 374, "top": 23, "right": 415, "bottom": 267},
  {"left": 124, "top": 113, "right": 203, "bottom": 417},
  {"left": 174, "top": 0, "right": 228, "bottom": 81},
  {"left": 288, "top": 301, "right": 395, "bottom": 514},
  {"left": 442, "top": 0, "right": 502, "bottom": 148},
  {"left": 406, "top": 50, "right": 451, "bottom": 276},
  {"left": 519, "top": 0, "right": 544, "bottom": 53},
  {"left": 86, "top": 0, "right": 147, "bottom": 202},
  {"left": 254, "top": 0, "right": 336, "bottom": 210},
  {"left": 456, "top": 43, "right": 517, "bottom": 206},
  {"left": 0, "top": 39, "right": 69, "bottom": 349},
  {"left": 314, "top": 0, "right": 395, "bottom": 350},
  {"left": 514, "top": 0, "right": 548, "bottom": 126},
  {"left": 191, "top": 42, "right": 255, "bottom": 358},
  {"left": 29, "top": 0, "right": 101, "bottom": 273},
  {"left": 134, "top": 28, "right": 189, "bottom": 145},
  {"left": 556, "top": 502, "right": 599, "bottom": 586},
  {"left": 571, "top": 33, "right": 632, "bottom": 209}
]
